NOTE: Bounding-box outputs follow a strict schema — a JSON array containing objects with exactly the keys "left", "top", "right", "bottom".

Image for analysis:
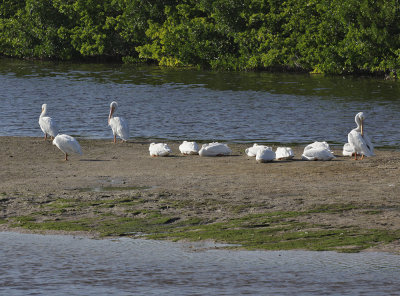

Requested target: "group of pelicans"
[{"left": 39, "top": 101, "right": 375, "bottom": 162}]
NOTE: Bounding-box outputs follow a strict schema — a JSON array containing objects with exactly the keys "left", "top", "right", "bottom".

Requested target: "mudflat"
[{"left": 1, "top": 136, "right": 399, "bottom": 253}]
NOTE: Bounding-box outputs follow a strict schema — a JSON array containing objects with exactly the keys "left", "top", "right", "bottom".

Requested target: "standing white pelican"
[
  {"left": 198, "top": 142, "right": 232, "bottom": 157},
  {"left": 347, "top": 112, "right": 374, "bottom": 160},
  {"left": 39, "top": 103, "right": 58, "bottom": 140},
  {"left": 53, "top": 134, "right": 82, "bottom": 161},
  {"left": 108, "top": 101, "right": 129, "bottom": 143},
  {"left": 302, "top": 141, "right": 335, "bottom": 161},
  {"left": 149, "top": 143, "right": 172, "bottom": 157},
  {"left": 179, "top": 141, "right": 199, "bottom": 155}
]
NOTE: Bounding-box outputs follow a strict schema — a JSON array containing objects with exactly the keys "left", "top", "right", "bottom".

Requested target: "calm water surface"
[
  {"left": 1, "top": 58, "right": 400, "bottom": 147},
  {"left": 1, "top": 232, "right": 400, "bottom": 296}
]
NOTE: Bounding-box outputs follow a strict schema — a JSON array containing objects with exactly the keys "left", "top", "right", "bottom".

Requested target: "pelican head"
[
  {"left": 40, "top": 103, "right": 48, "bottom": 116},
  {"left": 356, "top": 112, "right": 365, "bottom": 135},
  {"left": 108, "top": 101, "right": 118, "bottom": 124}
]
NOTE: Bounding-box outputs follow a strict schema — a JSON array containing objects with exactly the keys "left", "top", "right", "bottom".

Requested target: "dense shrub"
[{"left": 1, "top": 0, "right": 400, "bottom": 76}]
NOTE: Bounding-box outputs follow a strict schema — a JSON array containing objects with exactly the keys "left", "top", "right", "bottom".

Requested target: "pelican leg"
[
  {"left": 65, "top": 153, "right": 68, "bottom": 161},
  {"left": 113, "top": 135, "right": 116, "bottom": 144},
  {"left": 354, "top": 153, "right": 357, "bottom": 160},
  {"left": 44, "top": 133, "right": 47, "bottom": 140},
  {"left": 361, "top": 154, "right": 364, "bottom": 160}
]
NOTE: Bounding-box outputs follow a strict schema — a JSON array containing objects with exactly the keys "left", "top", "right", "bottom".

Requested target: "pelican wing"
[
  {"left": 39, "top": 116, "right": 58, "bottom": 137},
  {"left": 256, "top": 147, "right": 276, "bottom": 162},
  {"left": 348, "top": 130, "right": 374, "bottom": 157},
  {"left": 109, "top": 116, "right": 129, "bottom": 141},
  {"left": 362, "top": 133, "right": 375, "bottom": 155},
  {"left": 199, "top": 142, "right": 232, "bottom": 157},
  {"left": 53, "top": 134, "right": 82, "bottom": 155},
  {"left": 304, "top": 141, "right": 330, "bottom": 152},
  {"left": 149, "top": 143, "right": 172, "bottom": 156},
  {"left": 302, "top": 147, "right": 334, "bottom": 161},
  {"left": 245, "top": 144, "right": 270, "bottom": 157},
  {"left": 275, "top": 147, "right": 294, "bottom": 160},
  {"left": 342, "top": 143, "right": 354, "bottom": 156},
  {"left": 179, "top": 141, "right": 199, "bottom": 155}
]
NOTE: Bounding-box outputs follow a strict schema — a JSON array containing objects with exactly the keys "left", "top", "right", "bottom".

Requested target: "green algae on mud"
[{"left": 5, "top": 199, "right": 400, "bottom": 253}]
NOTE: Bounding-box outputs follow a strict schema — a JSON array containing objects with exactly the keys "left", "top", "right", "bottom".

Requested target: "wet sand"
[{"left": 1, "top": 136, "right": 400, "bottom": 253}]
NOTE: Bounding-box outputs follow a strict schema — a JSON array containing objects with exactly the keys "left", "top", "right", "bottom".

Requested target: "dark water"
[
  {"left": 1, "top": 232, "right": 399, "bottom": 296},
  {"left": 1, "top": 58, "right": 399, "bottom": 147}
]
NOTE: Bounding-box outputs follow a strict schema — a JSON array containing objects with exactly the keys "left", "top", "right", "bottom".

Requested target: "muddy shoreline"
[{"left": 1, "top": 136, "right": 399, "bottom": 253}]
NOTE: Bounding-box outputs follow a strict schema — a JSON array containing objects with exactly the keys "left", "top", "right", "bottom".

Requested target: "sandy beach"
[{"left": 1, "top": 136, "right": 400, "bottom": 253}]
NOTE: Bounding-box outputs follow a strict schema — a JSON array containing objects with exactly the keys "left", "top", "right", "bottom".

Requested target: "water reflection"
[
  {"left": 1, "top": 232, "right": 399, "bottom": 296},
  {"left": 1, "top": 58, "right": 399, "bottom": 147},
  {"left": 2, "top": 58, "right": 400, "bottom": 99}
]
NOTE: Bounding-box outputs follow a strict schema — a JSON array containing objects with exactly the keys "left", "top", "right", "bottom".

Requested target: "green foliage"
[{"left": 1, "top": 0, "right": 400, "bottom": 76}]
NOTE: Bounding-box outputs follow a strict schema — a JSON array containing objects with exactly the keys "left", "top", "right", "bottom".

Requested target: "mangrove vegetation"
[{"left": 1, "top": 0, "right": 400, "bottom": 75}]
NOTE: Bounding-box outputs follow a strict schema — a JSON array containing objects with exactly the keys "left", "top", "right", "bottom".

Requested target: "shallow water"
[
  {"left": 1, "top": 232, "right": 399, "bottom": 295},
  {"left": 1, "top": 58, "right": 400, "bottom": 147}
]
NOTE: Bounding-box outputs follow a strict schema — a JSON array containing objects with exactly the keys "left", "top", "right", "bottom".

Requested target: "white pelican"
[
  {"left": 302, "top": 141, "right": 335, "bottom": 161},
  {"left": 39, "top": 103, "right": 58, "bottom": 140},
  {"left": 347, "top": 112, "right": 374, "bottom": 160},
  {"left": 199, "top": 142, "right": 231, "bottom": 157},
  {"left": 149, "top": 143, "right": 172, "bottom": 157},
  {"left": 245, "top": 144, "right": 271, "bottom": 157},
  {"left": 108, "top": 101, "right": 129, "bottom": 143},
  {"left": 179, "top": 141, "right": 199, "bottom": 155},
  {"left": 275, "top": 147, "right": 295, "bottom": 160},
  {"left": 53, "top": 134, "right": 82, "bottom": 161},
  {"left": 342, "top": 142, "right": 354, "bottom": 157},
  {"left": 256, "top": 147, "right": 276, "bottom": 163}
]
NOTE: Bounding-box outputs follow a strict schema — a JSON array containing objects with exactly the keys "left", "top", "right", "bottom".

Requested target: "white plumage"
[
  {"left": 302, "top": 141, "right": 335, "bottom": 161},
  {"left": 199, "top": 142, "right": 232, "bottom": 157},
  {"left": 39, "top": 103, "right": 58, "bottom": 140},
  {"left": 347, "top": 112, "right": 374, "bottom": 160},
  {"left": 108, "top": 101, "right": 129, "bottom": 143},
  {"left": 256, "top": 147, "right": 276, "bottom": 163},
  {"left": 275, "top": 147, "right": 295, "bottom": 160},
  {"left": 53, "top": 134, "right": 82, "bottom": 161},
  {"left": 149, "top": 143, "right": 172, "bottom": 157},
  {"left": 179, "top": 141, "right": 199, "bottom": 155},
  {"left": 245, "top": 144, "right": 271, "bottom": 157},
  {"left": 342, "top": 142, "right": 354, "bottom": 157}
]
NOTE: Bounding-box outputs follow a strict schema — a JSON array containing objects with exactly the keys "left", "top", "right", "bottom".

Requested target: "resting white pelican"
[
  {"left": 275, "top": 147, "right": 295, "bottom": 160},
  {"left": 245, "top": 144, "right": 270, "bottom": 157},
  {"left": 256, "top": 147, "right": 276, "bottom": 163},
  {"left": 39, "top": 103, "right": 58, "bottom": 140},
  {"left": 53, "top": 134, "right": 82, "bottom": 161},
  {"left": 302, "top": 141, "right": 335, "bottom": 161},
  {"left": 108, "top": 101, "right": 129, "bottom": 143},
  {"left": 149, "top": 143, "right": 172, "bottom": 157},
  {"left": 199, "top": 142, "right": 232, "bottom": 157},
  {"left": 179, "top": 141, "right": 199, "bottom": 155},
  {"left": 342, "top": 142, "right": 354, "bottom": 157},
  {"left": 347, "top": 112, "right": 374, "bottom": 160}
]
